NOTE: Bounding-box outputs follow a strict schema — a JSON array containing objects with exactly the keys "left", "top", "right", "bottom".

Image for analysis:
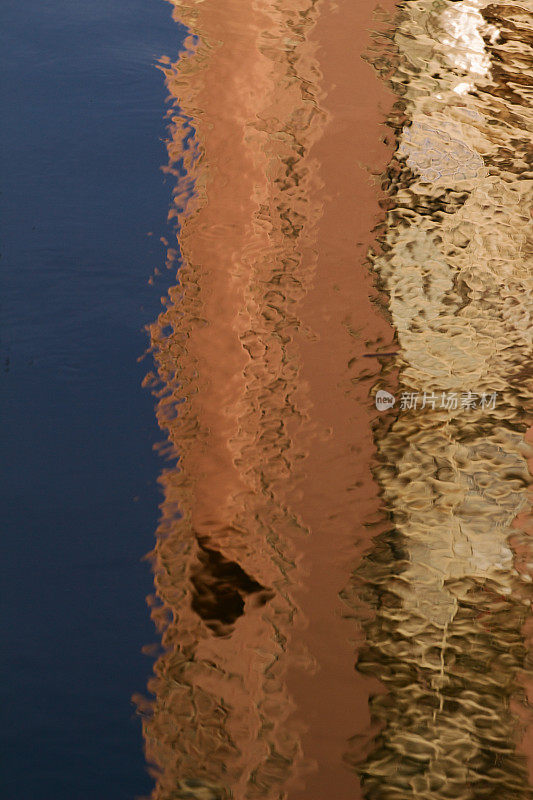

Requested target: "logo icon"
[{"left": 375, "top": 390, "right": 395, "bottom": 411}]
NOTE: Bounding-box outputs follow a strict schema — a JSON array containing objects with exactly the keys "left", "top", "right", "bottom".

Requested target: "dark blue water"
[{"left": 0, "top": 2, "right": 186, "bottom": 797}]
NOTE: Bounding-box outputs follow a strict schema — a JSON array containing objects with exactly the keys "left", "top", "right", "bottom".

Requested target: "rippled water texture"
[{"left": 139, "top": 1, "right": 533, "bottom": 798}]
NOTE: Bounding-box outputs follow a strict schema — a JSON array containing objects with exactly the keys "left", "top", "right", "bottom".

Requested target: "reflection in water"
[
  {"left": 353, "top": 1, "right": 533, "bottom": 798},
  {"left": 140, "top": 1, "right": 325, "bottom": 797},
  {"left": 138, "top": 0, "right": 533, "bottom": 797}
]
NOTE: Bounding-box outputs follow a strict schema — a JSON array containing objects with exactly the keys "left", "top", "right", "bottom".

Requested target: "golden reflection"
[{"left": 351, "top": 1, "right": 533, "bottom": 797}]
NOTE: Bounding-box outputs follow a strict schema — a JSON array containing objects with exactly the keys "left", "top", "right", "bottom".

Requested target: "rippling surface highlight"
[{"left": 138, "top": 0, "right": 533, "bottom": 797}]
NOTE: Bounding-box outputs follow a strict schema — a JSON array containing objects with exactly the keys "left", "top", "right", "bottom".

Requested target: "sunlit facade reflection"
[
  {"left": 353, "top": 2, "right": 533, "bottom": 797},
  {"left": 138, "top": 0, "right": 533, "bottom": 797}
]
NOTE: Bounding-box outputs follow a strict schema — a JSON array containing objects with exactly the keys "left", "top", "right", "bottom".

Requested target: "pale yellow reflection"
[{"left": 353, "top": 1, "right": 533, "bottom": 797}]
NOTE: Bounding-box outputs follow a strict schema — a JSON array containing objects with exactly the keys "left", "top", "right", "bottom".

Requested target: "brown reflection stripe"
[{"left": 362, "top": 351, "right": 399, "bottom": 357}]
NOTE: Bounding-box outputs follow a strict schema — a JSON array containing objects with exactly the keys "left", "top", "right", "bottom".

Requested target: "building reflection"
[
  {"left": 352, "top": 1, "right": 533, "bottom": 797},
  {"left": 138, "top": 0, "right": 532, "bottom": 797},
  {"left": 140, "top": 1, "right": 325, "bottom": 798}
]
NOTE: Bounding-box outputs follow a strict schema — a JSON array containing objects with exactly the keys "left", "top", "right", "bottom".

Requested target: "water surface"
[
  {"left": 140, "top": 1, "right": 533, "bottom": 798},
  {"left": 2, "top": 0, "right": 532, "bottom": 798},
  {"left": 1, "top": 1, "right": 185, "bottom": 797}
]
